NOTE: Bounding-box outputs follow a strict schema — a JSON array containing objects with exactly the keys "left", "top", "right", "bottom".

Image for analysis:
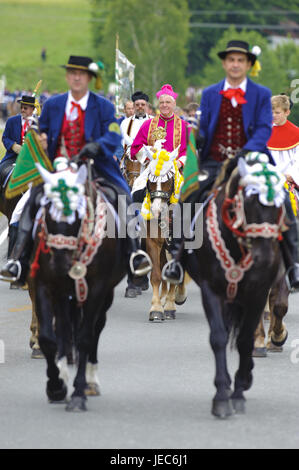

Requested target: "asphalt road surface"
[{"left": 0, "top": 216, "right": 298, "bottom": 450}]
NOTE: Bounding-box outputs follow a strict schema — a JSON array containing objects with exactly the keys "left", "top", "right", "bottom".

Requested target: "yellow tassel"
[
  {"left": 95, "top": 75, "right": 103, "bottom": 90},
  {"left": 250, "top": 59, "right": 261, "bottom": 77},
  {"left": 285, "top": 182, "right": 298, "bottom": 216},
  {"left": 34, "top": 99, "right": 41, "bottom": 116}
]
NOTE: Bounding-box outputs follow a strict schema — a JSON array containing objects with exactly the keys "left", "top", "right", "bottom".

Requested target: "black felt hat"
[
  {"left": 17, "top": 95, "right": 36, "bottom": 107},
  {"left": 62, "top": 55, "right": 98, "bottom": 77},
  {"left": 131, "top": 91, "right": 149, "bottom": 102},
  {"left": 217, "top": 40, "right": 256, "bottom": 65}
]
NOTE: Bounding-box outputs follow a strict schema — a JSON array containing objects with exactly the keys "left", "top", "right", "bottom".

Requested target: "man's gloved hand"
[
  {"left": 78, "top": 142, "right": 102, "bottom": 161},
  {"left": 12, "top": 143, "right": 22, "bottom": 154}
]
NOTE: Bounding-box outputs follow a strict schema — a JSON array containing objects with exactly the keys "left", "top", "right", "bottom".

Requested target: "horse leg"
[
  {"left": 147, "top": 239, "right": 164, "bottom": 322},
  {"left": 200, "top": 280, "right": 232, "bottom": 419},
  {"left": 175, "top": 275, "right": 188, "bottom": 306},
  {"left": 35, "top": 283, "right": 67, "bottom": 403},
  {"left": 231, "top": 300, "right": 266, "bottom": 414},
  {"left": 85, "top": 291, "right": 113, "bottom": 397},
  {"left": 268, "top": 276, "right": 289, "bottom": 351},
  {"left": 66, "top": 286, "right": 106, "bottom": 411},
  {"left": 164, "top": 284, "right": 176, "bottom": 320},
  {"left": 253, "top": 314, "right": 267, "bottom": 358},
  {"left": 28, "top": 282, "right": 43, "bottom": 358}
]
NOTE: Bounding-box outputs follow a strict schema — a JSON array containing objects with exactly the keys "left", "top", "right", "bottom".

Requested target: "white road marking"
[{"left": 0, "top": 227, "right": 8, "bottom": 246}]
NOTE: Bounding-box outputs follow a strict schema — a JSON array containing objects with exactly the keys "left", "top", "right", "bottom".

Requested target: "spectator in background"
[
  {"left": 185, "top": 102, "right": 199, "bottom": 118},
  {"left": 41, "top": 48, "right": 47, "bottom": 62}
]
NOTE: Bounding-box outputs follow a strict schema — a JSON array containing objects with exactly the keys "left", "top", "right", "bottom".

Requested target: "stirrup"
[
  {"left": 161, "top": 259, "right": 184, "bottom": 285},
  {"left": 130, "top": 250, "right": 152, "bottom": 277},
  {"left": 285, "top": 266, "right": 299, "bottom": 293},
  {"left": 0, "top": 260, "right": 22, "bottom": 283}
]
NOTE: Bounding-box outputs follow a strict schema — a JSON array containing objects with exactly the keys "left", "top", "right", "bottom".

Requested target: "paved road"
[{"left": 0, "top": 217, "right": 299, "bottom": 449}]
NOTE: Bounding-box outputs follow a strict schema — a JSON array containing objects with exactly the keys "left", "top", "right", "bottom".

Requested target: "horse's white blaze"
[
  {"left": 57, "top": 356, "right": 69, "bottom": 385},
  {"left": 151, "top": 180, "right": 163, "bottom": 219},
  {"left": 85, "top": 362, "right": 100, "bottom": 386}
]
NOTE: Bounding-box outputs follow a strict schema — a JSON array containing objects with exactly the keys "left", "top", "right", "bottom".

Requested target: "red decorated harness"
[
  {"left": 31, "top": 194, "right": 107, "bottom": 305},
  {"left": 206, "top": 185, "right": 285, "bottom": 301}
]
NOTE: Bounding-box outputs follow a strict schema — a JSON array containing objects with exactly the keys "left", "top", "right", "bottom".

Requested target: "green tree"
[
  {"left": 198, "top": 27, "right": 299, "bottom": 125},
  {"left": 200, "top": 27, "right": 287, "bottom": 90},
  {"left": 187, "top": 0, "right": 299, "bottom": 78},
  {"left": 91, "top": 0, "right": 190, "bottom": 103}
]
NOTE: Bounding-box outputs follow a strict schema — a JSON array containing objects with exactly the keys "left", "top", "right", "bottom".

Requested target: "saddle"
[{"left": 0, "top": 160, "right": 15, "bottom": 194}]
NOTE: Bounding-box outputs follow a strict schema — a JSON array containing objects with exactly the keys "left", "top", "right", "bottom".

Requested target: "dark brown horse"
[
  {"left": 31, "top": 161, "right": 127, "bottom": 411},
  {"left": 185, "top": 154, "right": 286, "bottom": 418}
]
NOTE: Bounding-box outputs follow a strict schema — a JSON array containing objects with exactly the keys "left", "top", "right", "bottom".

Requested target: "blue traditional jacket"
[
  {"left": 1, "top": 114, "right": 22, "bottom": 163},
  {"left": 199, "top": 78, "right": 274, "bottom": 164},
  {"left": 39, "top": 92, "right": 130, "bottom": 194}
]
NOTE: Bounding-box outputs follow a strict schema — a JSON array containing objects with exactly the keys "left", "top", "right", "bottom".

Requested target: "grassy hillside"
[{"left": 0, "top": 0, "right": 99, "bottom": 93}]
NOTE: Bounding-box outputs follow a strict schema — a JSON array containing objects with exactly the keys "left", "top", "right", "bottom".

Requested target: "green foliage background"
[{"left": 1, "top": 0, "right": 299, "bottom": 122}]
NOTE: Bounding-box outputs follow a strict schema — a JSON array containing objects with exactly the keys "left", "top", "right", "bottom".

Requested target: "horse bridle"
[{"left": 147, "top": 178, "right": 174, "bottom": 202}]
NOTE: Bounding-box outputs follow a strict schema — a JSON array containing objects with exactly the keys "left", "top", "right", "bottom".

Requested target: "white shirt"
[
  {"left": 223, "top": 78, "right": 247, "bottom": 108},
  {"left": 65, "top": 91, "right": 90, "bottom": 121},
  {"left": 120, "top": 114, "right": 149, "bottom": 151}
]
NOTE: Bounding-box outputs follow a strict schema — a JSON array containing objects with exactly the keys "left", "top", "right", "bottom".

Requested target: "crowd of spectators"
[{"left": 0, "top": 87, "right": 199, "bottom": 129}]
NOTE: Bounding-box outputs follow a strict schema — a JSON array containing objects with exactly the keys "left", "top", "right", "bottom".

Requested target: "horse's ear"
[
  {"left": 35, "top": 163, "right": 55, "bottom": 184},
  {"left": 238, "top": 158, "right": 250, "bottom": 178},
  {"left": 169, "top": 145, "right": 180, "bottom": 161},
  {"left": 76, "top": 164, "right": 87, "bottom": 185}
]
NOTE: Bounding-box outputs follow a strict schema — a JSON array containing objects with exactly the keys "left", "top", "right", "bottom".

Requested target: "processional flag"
[
  {"left": 180, "top": 128, "right": 200, "bottom": 202},
  {"left": 6, "top": 129, "right": 53, "bottom": 199},
  {"left": 115, "top": 39, "right": 135, "bottom": 116}
]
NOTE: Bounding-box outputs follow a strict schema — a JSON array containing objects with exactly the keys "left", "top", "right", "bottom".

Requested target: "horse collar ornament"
[{"left": 208, "top": 152, "right": 286, "bottom": 301}]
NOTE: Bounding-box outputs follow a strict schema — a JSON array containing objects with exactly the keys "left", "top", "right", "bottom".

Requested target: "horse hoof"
[
  {"left": 164, "top": 310, "right": 176, "bottom": 320},
  {"left": 175, "top": 298, "right": 186, "bottom": 306},
  {"left": 231, "top": 398, "right": 246, "bottom": 414},
  {"left": 66, "top": 396, "right": 87, "bottom": 412},
  {"left": 212, "top": 399, "right": 233, "bottom": 419},
  {"left": 31, "top": 348, "right": 44, "bottom": 359},
  {"left": 271, "top": 330, "right": 288, "bottom": 348},
  {"left": 85, "top": 383, "right": 101, "bottom": 396},
  {"left": 47, "top": 381, "right": 68, "bottom": 403},
  {"left": 252, "top": 347, "right": 267, "bottom": 358},
  {"left": 267, "top": 342, "right": 283, "bottom": 353},
  {"left": 149, "top": 311, "right": 165, "bottom": 322},
  {"left": 125, "top": 287, "right": 140, "bottom": 298}
]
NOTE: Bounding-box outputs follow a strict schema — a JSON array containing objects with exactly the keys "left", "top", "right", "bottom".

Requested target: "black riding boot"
[
  {"left": 118, "top": 191, "right": 152, "bottom": 277},
  {"left": 7, "top": 224, "right": 18, "bottom": 259},
  {"left": 0, "top": 192, "right": 37, "bottom": 286},
  {"left": 162, "top": 237, "right": 184, "bottom": 284},
  {"left": 162, "top": 202, "right": 185, "bottom": 285},
  {"left": 280, "top": 221, "right": 299, "bottom": 291}
]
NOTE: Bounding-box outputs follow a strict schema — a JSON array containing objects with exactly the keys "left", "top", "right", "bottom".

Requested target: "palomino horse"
[
  {"left": 135, "top": 145, "right": 188, "bottom": 322},
  {"left": 0, "top": 163, "right": 41, "bottom": 357},
  {"left": 31, "top": 158, "right": 127, "bottom": 411},
  {"left": 122, "top": 155, "right": 142, "bottom": 189},
  {"left": 183, "top": 152, "right": 286, "bottom": 418}
]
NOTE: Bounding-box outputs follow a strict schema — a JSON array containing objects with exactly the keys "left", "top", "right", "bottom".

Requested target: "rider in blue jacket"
[{"left": 0, "top": 56, "right": 151, "bottom": 285}]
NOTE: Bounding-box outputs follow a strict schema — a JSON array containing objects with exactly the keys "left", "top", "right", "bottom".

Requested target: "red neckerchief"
[
  {"left": 220, "top": 88, "right": 247, "bottom": 105},
  {"left": 70, "top": 101, "right": 83, "bottom": 123}
]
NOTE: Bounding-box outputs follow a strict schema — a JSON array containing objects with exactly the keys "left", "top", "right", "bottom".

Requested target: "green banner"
[
  {"left": 181, "top": 130, "right": 200, "bottom": 202},
  {"left": 6, "top": 129, "right": 53, "bottom": 199}
]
